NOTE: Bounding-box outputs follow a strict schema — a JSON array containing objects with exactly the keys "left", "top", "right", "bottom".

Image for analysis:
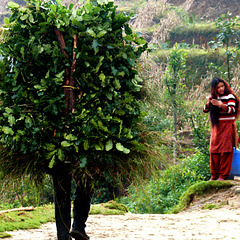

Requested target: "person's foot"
[
  {"left": 70, "top": 229, "right": 90, "bottom": 240},
  {"left": 217, "top": 177, "right": 224, "bottom": 181},
  {"left": 209, "top": 177, "right": 217, "bottom": 181}
]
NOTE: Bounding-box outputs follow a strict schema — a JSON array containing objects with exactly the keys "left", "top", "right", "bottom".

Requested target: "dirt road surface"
[
  {"left": 3, "top": 209, "right": 240, "bottom": 240},
  {"left": 4, "top": 184, "right": 240, "bottom": 240}
]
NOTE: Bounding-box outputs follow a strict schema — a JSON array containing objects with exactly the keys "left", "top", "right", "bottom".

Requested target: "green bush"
[
  {"left": 0, "top": 174, "right": 54, "bottom": 209},
  {"left": 118, "top": 152, "right": 210, "bottom": 214},
  {"left": 118, "top": 105, "right": 212, "bottom": 214},
  {"left": 188, "top": 108, "right": 210, "bottom": 156}
]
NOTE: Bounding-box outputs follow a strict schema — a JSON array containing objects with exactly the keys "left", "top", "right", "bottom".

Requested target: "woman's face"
[{"left": 216, "top": 82, "right": 225, "bottom": 95}]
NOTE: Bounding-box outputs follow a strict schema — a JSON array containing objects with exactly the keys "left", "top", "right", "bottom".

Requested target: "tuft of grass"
[
  {"left": 90, "top": 200, "right": 128, "bottom": 215},
  {"left": 201, "top": 203, "right": 219, "bottom": 210},
  {"left": 0, "top": 232, "right": 11, "bottom": 238},
  {"left": 170, "top": 180, "right": 234, "bottom": 214}
]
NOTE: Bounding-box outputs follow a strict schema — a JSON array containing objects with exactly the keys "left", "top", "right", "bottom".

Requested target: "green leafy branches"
[
  {"left": 0, "top": 0, "right": 148, "bottom": 180},
  {"left": 209, "top": 12, "right": 240, "bottom": 83},
  {"left": 162, "top": 43, "right": 187, "bottom": 159}
]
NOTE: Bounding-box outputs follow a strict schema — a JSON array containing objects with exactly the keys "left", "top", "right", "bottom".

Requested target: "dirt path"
[
  {"left": 3, "top": 209, "right": 240, "bottom": 240},
  {"left": 4, "top": 185, "right": 240, "bottom": 240}
]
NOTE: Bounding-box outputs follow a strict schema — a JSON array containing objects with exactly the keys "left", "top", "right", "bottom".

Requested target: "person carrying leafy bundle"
[{"left": 0, "top": 0, "right": 148, "bottom": 240}]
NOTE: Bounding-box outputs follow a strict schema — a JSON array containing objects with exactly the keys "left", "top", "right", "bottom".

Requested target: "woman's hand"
[
  {"left": 205, "top": 96, "right": 212, "bottom": 108},
  {"left": 207, "top": 96, "right": 212, "bottom": 103},
  {"left": 211, "top": 99, "right": 224, "bottom": 108}
]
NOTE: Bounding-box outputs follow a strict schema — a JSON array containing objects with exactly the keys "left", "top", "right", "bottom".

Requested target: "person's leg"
[
  {"left": 52, "top": 166, "right": 72, "bottom": 240},
  {"left": 219, "top": 152, "right": 233, "bottom": 179},
  {"left": 71, "top": 180, "right": 93, "bottom": 240},
  {"left": 210, "top": 153, "right": 220, "bottom": 180}
]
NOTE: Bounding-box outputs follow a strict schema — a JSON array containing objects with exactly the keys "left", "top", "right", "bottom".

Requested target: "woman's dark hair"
[{"left": 210, "top": 77, "right": 240, "bottom": 126}]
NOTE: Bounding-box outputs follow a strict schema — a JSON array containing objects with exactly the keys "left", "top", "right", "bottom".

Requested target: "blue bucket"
[{"left": 229, "top": 148, "right": 240, "bottom": 179}]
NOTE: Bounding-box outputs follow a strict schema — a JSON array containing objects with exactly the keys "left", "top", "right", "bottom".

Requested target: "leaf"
[
  {"left": 87, "top": 29, "right": 96, "bottom": 38},
  {"left": 94, "top": 142, "right": 104, "bottom": 150},
  {"left": 4, "top": 17, "right": 10, "bottom": 25},
  {"left": 99, "top": 73, "right": 105, "bottom": 82},
  {"left": 84, "top": 140, "right": 89, "bottom": 150},
  {"left": 97, "top": 30, "right": 107, "bottom": 38},
  {"left": 69, "top": 3, "right": 74, "bottom": 10},
  {"left": 105, "top": 139, "right": 113, "bottom": 151},
  {"left": 46, "top": 150, "right": 57, "bottom": 159},
  {"left": 50, "top": 5, "right": 57, "bottom": 12},
  {"left": 20, "top": 47, "right": 24, "bottom": 58},
  {"left": 94, "top": 144, "right": 102, "bottom": 150},
  {"left": 92, "top": 39, "right": 98, "bottom": 50},
  {"left": 82, "top": 14, "right": 92, "bottom": 21},
  {"left": 116, "top": 142, "right": 130, "bottom": 154},
  {"left": 25, "top": 116, "right": 33, "bottom": 128},
  {"left": 57, "top": 148, "right": 64, "bottom": 161},
  {"left": 84, "top": 2, "right": 93, "bottom": 13},
  {"left": 48, "top": 155, "right": 56, "bottom": 168},
  {"left": 98, "top": 121, "right": 108, "bottom": 131},
  {"left": 8, "top": 115, "right": 15, "bottom": 126},
  {"left": 65, "top": 134, "right": 78, "bottom": 141},
  {"left": 122, "top": 147, "right": 130, "bottom": 154},
  {"left": 121, "top": 52, "right": 127, "bottom": 59},
  {"left": 111, "top": 66, "right": 118, "bottom": 76},
  {"left": 29, "top": 14, "right": 35, "bottom": 23},
  {"left": 8, "top": 2, "right": 19, "bottom": 9},
  {"left": 2, "top": 126, "right": 14, "bottom": 135},
  {"left": 20, "top": 14, "right": 28, "bottom": 21},
  {"left": 118, "top": 71, "right": 125, "bottom": 77},
  {"left": 44, "top": 143, "right": 55, "bottom": 151},
  {"left": 72, "top": 18, "right": 81, "bottom": 26},
  {"left": 74, "top": 144, "right": 79, "bottom": 153},
  {"left": 55, "top": 70, "right": 64, "bottom": 80},
  {"left": 61, "top": 141, "right": 72, "bottom": 147},
  {"left": 116, "top": 142, "right": 124, "bottom": 151},
  {"left": 136, "top": 37, "right": 146, "bottom": 45},
  {"left": 106, "top": 92, "right": 113, "bottom": 100},
  {"left": 80, "top": 157, "right": 87, "bottom": 168},
  {"left": 113, "top": 79, "right": 121, "bottom": 89}
]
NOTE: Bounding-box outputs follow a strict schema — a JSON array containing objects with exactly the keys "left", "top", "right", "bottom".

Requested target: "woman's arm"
[
  {"left": 211, "top": 99, "right": 227, "bottom": 110},
  {"left": 212, "top": 94, "right": 236, "bottom": 114}
]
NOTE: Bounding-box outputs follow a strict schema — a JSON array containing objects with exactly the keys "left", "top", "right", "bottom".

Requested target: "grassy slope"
[{"left": 170, "top": 180, "right": 235, "bottom": 213}]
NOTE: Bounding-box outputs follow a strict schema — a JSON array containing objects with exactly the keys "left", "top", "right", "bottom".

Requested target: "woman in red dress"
[{"left": 203, "top": 78, "right": 240, "bottom": 180}]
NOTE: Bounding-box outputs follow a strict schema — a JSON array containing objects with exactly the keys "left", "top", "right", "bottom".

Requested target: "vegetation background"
[{"left": 0, "top": 0, "right": 240, "bottom": 228}]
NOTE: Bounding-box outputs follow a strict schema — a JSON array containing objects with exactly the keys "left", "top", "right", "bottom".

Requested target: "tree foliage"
[
  {"left": 163, "top": 44, "right": 187, "bottom": 159},
  {"left": 209, "top": 12, "right": 240, "bottom": 83},
  {"left": 0, "top": 0, "right": 148, "bottom": 182}
]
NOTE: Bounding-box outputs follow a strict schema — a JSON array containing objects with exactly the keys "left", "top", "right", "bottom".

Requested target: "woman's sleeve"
[{"left": 223, "top": 94, "right": 236, "bottom": 115}]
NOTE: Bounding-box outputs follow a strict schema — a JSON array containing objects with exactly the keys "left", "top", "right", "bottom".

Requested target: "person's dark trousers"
[
  {"left": 72, "top": 183, "right": 92, "bottom": 231},
  {"left": 52, "top": 163, "right": 93, "bottom": 240}
]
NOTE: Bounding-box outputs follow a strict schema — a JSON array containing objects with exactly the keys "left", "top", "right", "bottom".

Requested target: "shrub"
[{"left": 118, "top": 152, "right": 210, "bottom": 214}]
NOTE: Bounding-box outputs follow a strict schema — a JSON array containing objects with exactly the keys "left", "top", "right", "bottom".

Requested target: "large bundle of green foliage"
[{"left": 0, "top": 0, "right": 148, "bottom": 183}]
